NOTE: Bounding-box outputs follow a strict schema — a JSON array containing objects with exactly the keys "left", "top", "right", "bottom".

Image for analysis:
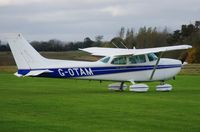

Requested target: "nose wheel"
[{"left": 156, "top": 81, "right": 173, "bottom": 92}]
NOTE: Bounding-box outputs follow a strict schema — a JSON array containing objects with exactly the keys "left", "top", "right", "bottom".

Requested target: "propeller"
[{"left": 179, "top": 51, "right": 189, "bottom": 65}]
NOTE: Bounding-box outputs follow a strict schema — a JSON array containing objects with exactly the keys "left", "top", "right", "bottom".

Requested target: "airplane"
[{"left": 5, "top": 34, "right": 192, "bottom": 92}]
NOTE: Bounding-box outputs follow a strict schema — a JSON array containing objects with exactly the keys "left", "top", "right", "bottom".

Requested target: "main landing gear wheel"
[
  {"left": 108, "top": 82, "right": 127, "bottom": 91},
  {"left": 129, "top": 84, "right": 149, "bottom": 92}
]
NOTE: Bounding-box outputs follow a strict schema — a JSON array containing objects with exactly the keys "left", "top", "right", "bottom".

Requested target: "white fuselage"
[{"left": 22, "top": 55, "right": 182, "bottom": 82}]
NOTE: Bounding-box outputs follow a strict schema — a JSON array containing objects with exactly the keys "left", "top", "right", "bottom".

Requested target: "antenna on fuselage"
[
  {"left": 111, "top": 40, "right": 128, "bottom": 49},
  {"left": 119, "top": 41, "right": 128, "bottom": 49}
]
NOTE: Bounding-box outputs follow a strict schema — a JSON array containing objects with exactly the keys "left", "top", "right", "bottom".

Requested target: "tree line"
[
  {"left": 0, "top": 35, "right": 103, "bottom": 52},
  {"left": 0, "top": 21, "right": 199, "bottom": 63},
  {"left": 108, "top": 21, "right": 200, "bottom": 63}
]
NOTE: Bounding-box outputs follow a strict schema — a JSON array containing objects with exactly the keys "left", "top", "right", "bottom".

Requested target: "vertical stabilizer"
[{"left": 6, "top": 34, "right": 46, "bottom": 70}]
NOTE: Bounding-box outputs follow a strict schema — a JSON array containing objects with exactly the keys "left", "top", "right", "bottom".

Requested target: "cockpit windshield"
[
  {"left": 147, "top": 53, "right": 158, "bottom": 61},
  {"left": 100, "top": 57, "right": 110, "bottom": 63}
]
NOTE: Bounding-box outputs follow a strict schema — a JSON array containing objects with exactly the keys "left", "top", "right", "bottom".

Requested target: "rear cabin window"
[
  {"left": 111, "top": 56, "right": 127, "bottom": 65},
  {"left": 147, "top": 53, "right": 158, "bottom": 61},
  {"left": 128, "top": 55, "right": 146, "bottom": 64}
]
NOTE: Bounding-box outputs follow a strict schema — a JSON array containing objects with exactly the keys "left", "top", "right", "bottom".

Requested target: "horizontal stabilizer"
[
  {"left": 14, "top": 72, "right": 23, "bottom": 77},
  {"left": 24, "top": 70, "right": 53, "bottom": 77}
]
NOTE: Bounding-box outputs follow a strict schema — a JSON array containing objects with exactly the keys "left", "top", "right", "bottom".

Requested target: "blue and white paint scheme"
[{"left": 6, "top": 34, "right": 192, "bottom": 91}]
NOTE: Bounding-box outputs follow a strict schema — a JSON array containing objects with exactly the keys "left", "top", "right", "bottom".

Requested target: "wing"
[{"left": 80, "top": 45, "right": 192, "bottom": 56}]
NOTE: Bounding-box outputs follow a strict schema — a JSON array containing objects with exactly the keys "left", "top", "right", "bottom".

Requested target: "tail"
[{"left": 6, "top": 34, "right": 52, "bottom": 76}]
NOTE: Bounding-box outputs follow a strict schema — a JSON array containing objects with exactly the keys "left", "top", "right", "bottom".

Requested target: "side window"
[
  {"left": 100, "top": 57, "right": 110, "bottom": 63},
  {"left": 128, "top": 55, "right": 146, "bottom": 64},
  {"left": 147, "top": 53, "right": 158, "bottom": 62},
  {"left": 138, "top": 55, "right": 146, "bottom": 63},
  {"left": 111, "top": 56, "right": 127, "bottom": 65},
  {"left": 129, "top": 56, "right": 137, "bottom": 64}
]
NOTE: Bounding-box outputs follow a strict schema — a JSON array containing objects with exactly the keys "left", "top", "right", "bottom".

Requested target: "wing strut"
[{"left": 150, "top": 52, "right": 164, "bottom": 80}]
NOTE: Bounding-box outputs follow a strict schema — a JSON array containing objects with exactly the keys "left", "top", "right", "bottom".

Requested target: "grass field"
[{"left": 0, "top": 73, "right": 200, "bottom": 132}]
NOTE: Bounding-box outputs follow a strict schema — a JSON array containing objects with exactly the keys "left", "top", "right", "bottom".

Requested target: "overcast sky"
[{"left": 0, "top": 0, "right": 199, "bottom": 41}]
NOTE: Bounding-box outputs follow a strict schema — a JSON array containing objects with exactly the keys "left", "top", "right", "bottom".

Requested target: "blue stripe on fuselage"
[{"left": 17, "top": 64, "right": 182, "bottom": 78}]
